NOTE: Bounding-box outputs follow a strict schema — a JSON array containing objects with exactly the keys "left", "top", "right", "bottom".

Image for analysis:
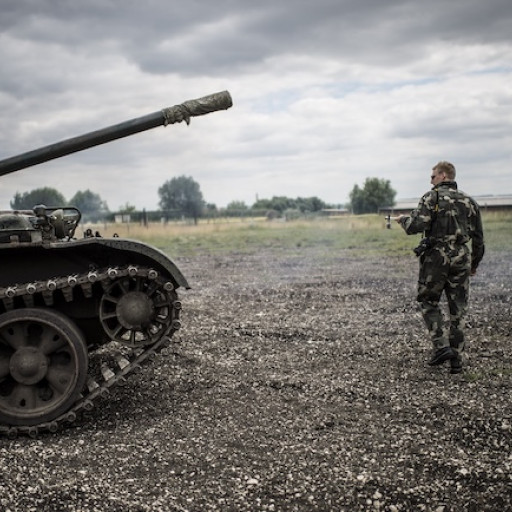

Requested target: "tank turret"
[{"left": 0, "top": 91, "right": 232, "bottom": 437}]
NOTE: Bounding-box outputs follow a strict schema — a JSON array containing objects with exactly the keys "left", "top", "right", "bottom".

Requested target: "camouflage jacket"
[{"left": 399, "top": 181, "right": 485, "bottom": 270}]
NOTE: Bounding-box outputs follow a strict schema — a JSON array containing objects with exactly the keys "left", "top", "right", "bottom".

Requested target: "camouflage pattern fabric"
[
  {"left": 417, "top": 243, "right": 470, "bottom": 350},
  {"left": 399, "top": 181, "right": 485, "bottom": 352}
]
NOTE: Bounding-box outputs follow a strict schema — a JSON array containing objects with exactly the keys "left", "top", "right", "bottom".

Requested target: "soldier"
[{"left": 395, "top": 161, "right": 485, "bottom": 373}]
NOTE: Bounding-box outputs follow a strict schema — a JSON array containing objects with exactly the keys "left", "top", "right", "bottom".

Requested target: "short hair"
[{"left": 433, "top": 161, "right": 456, "bottom": 180}]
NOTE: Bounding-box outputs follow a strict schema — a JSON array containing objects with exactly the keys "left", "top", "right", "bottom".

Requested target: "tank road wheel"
[
  {"left": 99, "top": 275, "right": 178, "bottom": 348},
  {"left": 0, "top": 309, "right": 88, "bottom": 427}
]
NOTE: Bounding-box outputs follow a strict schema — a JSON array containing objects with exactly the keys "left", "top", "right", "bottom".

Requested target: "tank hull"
[{"left": 0, "top": 237, "right": 187, "bottom": 435}]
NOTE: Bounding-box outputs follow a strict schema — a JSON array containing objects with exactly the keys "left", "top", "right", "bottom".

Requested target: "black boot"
[{"left": 428, "top": 347, "right": 456, "bottom": 366}]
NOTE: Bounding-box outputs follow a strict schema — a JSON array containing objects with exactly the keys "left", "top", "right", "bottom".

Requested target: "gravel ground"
[{"left": 0, "top": 246, "right": 511, "bottom": 512}]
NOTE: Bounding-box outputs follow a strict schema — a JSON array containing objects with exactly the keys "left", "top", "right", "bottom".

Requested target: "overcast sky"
[{"left": 1, "top": 0, "right": 511, "bottom": 211}]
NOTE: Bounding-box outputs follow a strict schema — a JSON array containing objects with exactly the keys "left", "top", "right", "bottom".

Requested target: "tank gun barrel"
[{"left": 0, "top": 90, "right": 232, "bottom": 177}]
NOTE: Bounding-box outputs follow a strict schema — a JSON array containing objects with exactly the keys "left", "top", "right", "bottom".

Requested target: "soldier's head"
[{"left": 432, "top": 161, "right": 456, "bottom": 181}]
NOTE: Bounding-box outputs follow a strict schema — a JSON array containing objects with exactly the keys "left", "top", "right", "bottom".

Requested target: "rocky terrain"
[{"left": 1, "top": 246, "right": 511, "bottom": 511}]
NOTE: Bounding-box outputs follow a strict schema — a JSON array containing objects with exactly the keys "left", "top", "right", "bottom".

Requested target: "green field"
[{"left": 87, "top": 210, "right": 512, "bottom": 258}]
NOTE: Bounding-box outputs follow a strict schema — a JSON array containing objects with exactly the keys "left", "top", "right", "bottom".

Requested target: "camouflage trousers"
[{"left": 417, "top": 243, "right": 471, "bottom": 352}]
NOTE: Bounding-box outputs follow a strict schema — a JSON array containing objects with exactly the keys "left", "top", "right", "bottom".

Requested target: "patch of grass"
[
  {"left": 464, "top": 367, "right": 512, "bottom": 382},
  {"left": 480, "top": 210, "right": 512, "bottom": 250}
]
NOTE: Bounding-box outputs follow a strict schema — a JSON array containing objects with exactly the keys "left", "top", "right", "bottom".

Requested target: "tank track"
[{"left": 0, "top": 265, "right": 182, "bottom": 438}]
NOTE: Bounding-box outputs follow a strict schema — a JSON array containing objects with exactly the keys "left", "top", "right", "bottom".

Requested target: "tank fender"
[{"left": 50, "top": 237, "right": 190, "bottom": 289}]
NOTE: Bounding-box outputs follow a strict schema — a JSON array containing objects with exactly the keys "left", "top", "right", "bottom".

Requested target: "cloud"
[{"left": 1, "top": 0, "right": 511, "bottom": 211}]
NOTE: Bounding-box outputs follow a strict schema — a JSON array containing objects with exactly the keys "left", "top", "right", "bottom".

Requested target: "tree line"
[
  {"left": 9, "top": 175, "right": 396, "bottom": 221},
  {"left": 11, "top": 188, "right": 109, "bottom": 222}
]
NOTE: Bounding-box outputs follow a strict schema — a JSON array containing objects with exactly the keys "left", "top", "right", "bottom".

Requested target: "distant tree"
[
  {"left": 348, "top": 178, "right": 396, "bottom": 214},
  {"left": 252, "top": 196, "right": 327, "bottom": 214},
  {"left": 223, "top": 200, "right": 249, "bottom": 218},
  {"left": 273, "top": 196, "right": 296, "bottom": 213},
  {"left": 253, "top": 196, "right": 295, "bottom": 213},
  {"left": 69, "top": 189, "right": 109, "bottom": 221},
  {"left": 251, "top": 197, "right": 273, "bottom": 210},
  {"left": 226, "top": 200, "right": 248, "bottom": 211},
  {"left": 349, "top": 184, "right": 365, "bottom": 214},
  {"left": 158, "top": 175, "right": 204, "bottom": 224},
  {"left": 10, "top": 187, "right": 66, "bottom": 209},
  {"left": 295, "top": 196, "right": 328, "bottom": 212},
  {"left": 203, "top": 203, "right": 218, "bottom": 220}
]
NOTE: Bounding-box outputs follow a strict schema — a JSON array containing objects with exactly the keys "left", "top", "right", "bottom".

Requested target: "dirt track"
[{"left": 1, "top": 246, "right": 511, "bottom": 511}]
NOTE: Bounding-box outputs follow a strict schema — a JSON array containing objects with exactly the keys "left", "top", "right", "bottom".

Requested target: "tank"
[{"left": 0, "top": 91, "right": 233, "bottom": 437}]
